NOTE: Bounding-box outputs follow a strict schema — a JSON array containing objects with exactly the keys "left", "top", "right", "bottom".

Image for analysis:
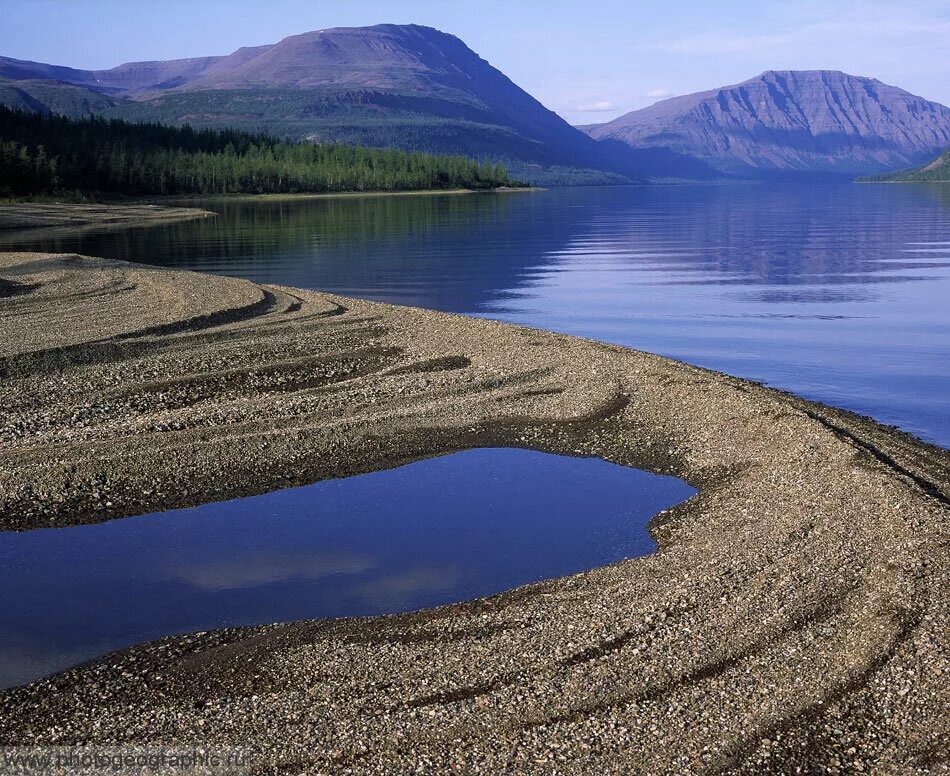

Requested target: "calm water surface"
[
  {"left": 0, "top": 450, "right": 694, "bottom": 687},
  {"left": 6, "top": 183, "right": 948, "bottom": 445},
  {"left": 4, "top": 183, "right": 948, "bottom": 686}
]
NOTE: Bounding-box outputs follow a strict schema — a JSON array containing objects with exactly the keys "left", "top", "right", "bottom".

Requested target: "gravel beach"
[
  {"left": 0, "top": 203, "right": 212, "bottom": 232},
  {"left": 0, "top": 251, "right": 947, "bottom": 774}
]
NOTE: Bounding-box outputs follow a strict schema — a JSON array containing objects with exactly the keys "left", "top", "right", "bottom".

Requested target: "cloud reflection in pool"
[{"left": 0, "top": 448, "right": 695, "bottom": 687}]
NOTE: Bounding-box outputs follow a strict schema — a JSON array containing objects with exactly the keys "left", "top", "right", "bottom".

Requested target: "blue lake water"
[
  {"left": 0, "top": 449, "right": 694, "bottom": 688},
  {"left": 5, "top": 183, "right": 948, "bottom": 446}
]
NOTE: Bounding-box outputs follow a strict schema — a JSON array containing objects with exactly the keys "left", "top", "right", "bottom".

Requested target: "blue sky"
[{"left": 3, "top": 0, "right": 949, "bottom": 124}]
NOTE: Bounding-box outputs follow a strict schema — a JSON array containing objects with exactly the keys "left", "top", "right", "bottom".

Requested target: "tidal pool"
[{"left": 0, "top": 448, "right": 694, "bottom": 688}]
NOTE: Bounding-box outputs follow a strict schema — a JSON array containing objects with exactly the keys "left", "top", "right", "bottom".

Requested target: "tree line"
[
  {"left": 0, "top": 107, "right": 519, "bottom": 196},
  {"left": 859, "top": 147, "right": 950, "bottom": 183}
]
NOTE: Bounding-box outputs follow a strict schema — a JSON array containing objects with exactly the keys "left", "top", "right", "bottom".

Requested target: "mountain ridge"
[
  {"left": 0, "top": 25, "right": 634, "bottom": 185},
  {"left": 5, "top": 32, "right": 950, "bottom": 182},
  {"left": 583, "top": 69, "right": 950, "bottom": 176}
]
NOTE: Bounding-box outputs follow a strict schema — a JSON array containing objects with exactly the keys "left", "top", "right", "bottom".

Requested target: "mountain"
[
  {"left": 9, "top": 41, "right": 950, "bottom": 184},
  {"left": 863, "top": 147, "right": 950, "bottom": 182},
  {"left": 582, "top": 70, "right": 950, "bottom": 177},
  {"left": 0, "top": 77, "right": 121, "bottom": 116},
  {"left": 0, "top": 26, "right": 632, "bottom": 185}
]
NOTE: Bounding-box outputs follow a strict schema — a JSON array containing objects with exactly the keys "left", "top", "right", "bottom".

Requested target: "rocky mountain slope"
[
  {"left": 0, "top": 26, "right": 631, "bottom": 185},
  {"left": 7, "top": 41, "right": 950, "bottom": 183},
  {"left": 582, "top": 70, "right": 950, "bottom": 177}
]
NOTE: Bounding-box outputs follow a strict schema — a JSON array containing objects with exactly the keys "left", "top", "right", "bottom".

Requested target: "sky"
[{"left": 3, "top": 0, "right": 950, "bottom": 124}]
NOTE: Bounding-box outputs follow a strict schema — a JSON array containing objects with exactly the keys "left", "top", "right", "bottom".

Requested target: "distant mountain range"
[
  {"left": 0, "top": 25, "right": 633, "bottom": 186},
  {"left": 3, "top": 28, "right": 950, "bottom": 183},
  {"left": 581, "top": 70, "right": 950, "bottom": 178}
]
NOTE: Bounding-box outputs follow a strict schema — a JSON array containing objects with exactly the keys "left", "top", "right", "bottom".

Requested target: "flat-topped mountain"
[
  {"left": 3, "top": 25, "right": 536, "bottom": 96},
  {"left": 6, "top": 39, "right": 950, "bottom": 182},
  {"left": 0, "top": 25, "right": 629, "bottom": 185},
  {"left": 583, "top": 70, "right": 950, "bottom": 177}
]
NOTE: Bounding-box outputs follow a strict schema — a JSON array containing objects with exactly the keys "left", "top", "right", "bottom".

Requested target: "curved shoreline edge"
[
  {"left": 0, "top": 252, "right": 947, "bottom": 774},
  {"left": 0, "top": 203, "right": 214, "bottom": 233}
]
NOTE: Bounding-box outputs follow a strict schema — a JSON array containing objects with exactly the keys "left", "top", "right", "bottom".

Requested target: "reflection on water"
[
  {"left": 4, "top": 183, "right": 948, "bottom": 445},
  {"left": 0, "top": 449, "right": 694, "bottom": 688}
]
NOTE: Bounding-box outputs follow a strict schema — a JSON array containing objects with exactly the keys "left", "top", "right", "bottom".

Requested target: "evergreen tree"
[{"left": 0, "top": 107, "right": 523, "bottom": 197}]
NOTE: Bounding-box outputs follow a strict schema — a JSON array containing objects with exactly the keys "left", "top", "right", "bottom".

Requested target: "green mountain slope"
[
  {"left": 0, "top": 77, "right": 121, "bottom": 116},
  {"left": 862, "top": 148, "right": 950, "bottom": 182},
  {"left": 0, "top": 107, "right": 519, "bottom": 197},
  {"left": 0, "top": 26, "right": 636, "bottom": 186}
]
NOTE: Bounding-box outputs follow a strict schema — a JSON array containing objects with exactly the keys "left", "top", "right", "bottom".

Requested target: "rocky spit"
[
  {"left": 0, "top": 252, "right": 947, "bottom": 774},
  {"left": 0, "top": 203, "right": 212, "bottom": 232}
]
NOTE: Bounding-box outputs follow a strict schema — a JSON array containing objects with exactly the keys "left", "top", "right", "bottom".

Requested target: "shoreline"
[
  {"left": 151, "top": 185, "right": 541, "bottom": 204},
  {"left": 0, "top": 188, "right": 539, "bottom": 232},
  {"left": 858, "top": 179, "right": 950, "bottom": 184},
  {"left": 0, "top": 202, "right": 215, "bottom": 232},
  {"left": 0, "top": 252, "right": 947, "bottom": 773}
]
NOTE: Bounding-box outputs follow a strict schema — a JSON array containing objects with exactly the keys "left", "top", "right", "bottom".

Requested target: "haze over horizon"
[{"left": 3, "top": 0, "right": 949, "bottom": 124}]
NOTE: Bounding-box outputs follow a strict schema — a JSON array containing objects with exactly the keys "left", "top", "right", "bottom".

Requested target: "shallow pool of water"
[{"left": 0, "top": 448, "right": 694, "bottom": 688}]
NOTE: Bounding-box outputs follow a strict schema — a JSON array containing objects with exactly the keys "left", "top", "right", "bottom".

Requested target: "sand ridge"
[{"left": 0, "top": 203, "right": 213, "bottom": 233}]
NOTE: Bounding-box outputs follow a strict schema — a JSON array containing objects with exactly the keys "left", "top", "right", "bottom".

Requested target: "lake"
[
  {"left": 5, "top": 183, "right": 948, "bottom": 447},
  {"left": 0, "top": 450, "right": 693, "bottom": 688},
  {"left": 3, "top": 182, "right": 948, "bottom": 687}
]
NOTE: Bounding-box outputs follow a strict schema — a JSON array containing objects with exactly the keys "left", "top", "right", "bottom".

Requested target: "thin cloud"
[
  {"left": 654, "top": 15, "right": 950, "bottom": 58},
  {"left": 645, "top": 89, "right": 673, "bottom": 99},
  {"left": 655, "top": 31, "right": 792, "bottom": 56},
  {"left": 575, "top": 100, "right": 615, "bottom": 112},
  {"left": 169, "top": 550, "right": 374, "bottom": 591},
  {"left": 352, "top": 565, "right": 460, "bottom": 606}
]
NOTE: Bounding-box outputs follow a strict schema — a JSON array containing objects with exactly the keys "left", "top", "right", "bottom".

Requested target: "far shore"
[
  {"left": 858, "top": 178, "right": 950, "bottom": 184},
  {"left": 0, "top": 188, "right": 541, "bottom": 233},
  {"left": 150, "top": 185, "right": 542, "bottom": 204}
]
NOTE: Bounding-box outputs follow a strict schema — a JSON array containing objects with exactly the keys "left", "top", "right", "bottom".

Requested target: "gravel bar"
[{"left": 0, "top": 252, "right": 947, "bottom": 775}]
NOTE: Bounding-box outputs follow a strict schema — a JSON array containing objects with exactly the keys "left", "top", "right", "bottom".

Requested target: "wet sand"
[{"left": 0, "top": 252, "right": 947, "bottom": 774}]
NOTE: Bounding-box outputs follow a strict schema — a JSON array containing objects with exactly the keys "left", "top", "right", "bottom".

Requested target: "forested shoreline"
[
  {"left": 860, "top": 147, "right": 950, "bottom": 183},
  {"left": 0, "top": 107, "right": 520, "bottom": 196}
]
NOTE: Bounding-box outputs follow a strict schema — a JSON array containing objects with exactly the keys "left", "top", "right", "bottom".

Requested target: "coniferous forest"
[
  {"left": 0, "top": 107, "right": 520, "bottom": 197},
  {"left": 861, "top": 147, "right": 950, "bottom": 183}
]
